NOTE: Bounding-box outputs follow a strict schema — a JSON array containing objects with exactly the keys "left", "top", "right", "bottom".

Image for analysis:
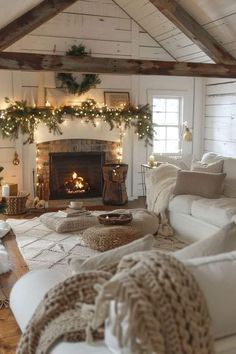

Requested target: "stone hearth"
[{"left": 36, "top": 139, "right": 120, "bottom": 200}]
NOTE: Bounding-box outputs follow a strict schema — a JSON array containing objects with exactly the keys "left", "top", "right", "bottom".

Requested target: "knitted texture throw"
[{"left": 16, "top": 252, "right": 214, "bottom": 354}]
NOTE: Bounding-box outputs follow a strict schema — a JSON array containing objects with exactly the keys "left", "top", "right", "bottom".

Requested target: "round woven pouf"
[{"left": 82, "top": 224, "right": 141, "bottom": 251}]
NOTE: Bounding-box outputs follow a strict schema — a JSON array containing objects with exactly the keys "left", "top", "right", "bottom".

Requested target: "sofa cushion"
[
  {"left": 174, "top": 222, "right": 236, "bottom": 260},
  {"left": 201, "top": 152, "right": 223, "bottom": 164},
  {"left": 191, "top": 159, "right": 223, "bottom": 173},
  {"left": 168, "top": 195, "right": 202, "bottom": 215},
  {"left": 173, "top": 170, "right": 226, "bottom": 199},
  {"left": 69, "top": 234, "right": 154, "bottom": 274},
  {"left": 191, "top": 197, "right": 236, "bottom": 227},
  {"left": 184, "top": 251, "right": 236, "bottom": 339},
  {"left": 223, "top": 158, "right": 236, "bottom": 197}
]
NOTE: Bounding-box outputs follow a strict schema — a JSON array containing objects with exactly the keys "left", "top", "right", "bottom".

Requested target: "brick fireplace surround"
[{"left": 36, "top": 139, "right": 120, "bottom": 200}]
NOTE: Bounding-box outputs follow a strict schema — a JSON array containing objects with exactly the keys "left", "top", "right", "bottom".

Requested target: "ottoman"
[{"left": 82, "top": 224, "right": 141, "bottom": 251}]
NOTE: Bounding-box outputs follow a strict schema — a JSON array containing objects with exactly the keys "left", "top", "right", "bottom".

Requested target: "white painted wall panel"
[{"left": 204, "top": 78, "right": 236, "bottom": 157}]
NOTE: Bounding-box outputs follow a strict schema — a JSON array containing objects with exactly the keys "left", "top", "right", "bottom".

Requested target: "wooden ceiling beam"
[
  {"left": 0, "top": 0, "right": 79, "bottom": 51},
  {"left": 149, "top": 0, "right": 236, "bottom": 65},
  {"left": 0, "top": 52, "right": 236, "bottom": 78}
]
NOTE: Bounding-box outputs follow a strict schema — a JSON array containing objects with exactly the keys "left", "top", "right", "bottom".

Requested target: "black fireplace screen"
[{"left": 49, "top": 152, "right": 105, "bottom": 199}]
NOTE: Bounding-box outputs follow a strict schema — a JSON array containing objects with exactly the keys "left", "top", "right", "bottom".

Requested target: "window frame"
[{"left": 152, "top": 95, "right": 183, "bottom": 155}]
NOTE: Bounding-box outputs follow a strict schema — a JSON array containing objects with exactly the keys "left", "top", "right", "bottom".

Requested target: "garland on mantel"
[{"left": 0, "top": 98, "right": 154, "bottom": 145}]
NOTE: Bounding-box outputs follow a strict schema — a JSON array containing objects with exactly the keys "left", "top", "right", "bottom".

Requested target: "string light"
[{"left": 0, "top": 98, "right": 154, "bottom": 146}]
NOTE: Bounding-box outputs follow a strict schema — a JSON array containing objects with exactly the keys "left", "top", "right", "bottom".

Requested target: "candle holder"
[{"left": 148, "top": 154, "right": 155, "bottom": 167}]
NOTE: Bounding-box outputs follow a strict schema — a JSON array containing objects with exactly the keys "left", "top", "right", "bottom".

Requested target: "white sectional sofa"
[
  {"left": 166, "top": 152, "right": 236, "bottom": 243},
  {"left": 10, "top": 257, "right": 236, "bottom": 354}
]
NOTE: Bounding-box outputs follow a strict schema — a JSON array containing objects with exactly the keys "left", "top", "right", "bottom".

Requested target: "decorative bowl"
[{"left": 98, "top": 213, "right": 133, "bottom": 225}]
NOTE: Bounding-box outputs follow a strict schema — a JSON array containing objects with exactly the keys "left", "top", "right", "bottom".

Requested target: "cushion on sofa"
[
  {"left": 69, "top": 234, "right": 155, "bottom": 274},
  {"left": 184, "top": 251, "right": 236, "bottom": 339},
  {"left": 191, "top": 198, "right": 236, "bottom": 228},
  {"left": 168, "top": 195, "right": 202, "bottom": 215},
  {"left": 174, "top": 222, "right": 236, "bottom": 260},
  {"left": 201, "top": 152, "right": 223, "bottom": 164},
  {"left": 191, "top": 159, "right": 223, "bottom": 173},
  {"left": 173, "top": 170, "right": 226, "bottom": 198},
  {"left": 223, "top": 158, "right": 236, "bottom": 198}
]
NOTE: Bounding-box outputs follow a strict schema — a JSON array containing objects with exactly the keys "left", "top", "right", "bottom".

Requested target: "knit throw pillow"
[
  {"left": 173, "top": 170, "right": 226, "bottom": 198},
  {"left": 39, "top": 212, "right": 99, "bottom": 233}
]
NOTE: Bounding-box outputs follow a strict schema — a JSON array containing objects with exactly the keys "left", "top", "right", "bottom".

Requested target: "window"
[{"left": 152, "top": 96, "right": 182, "bottom": 154}]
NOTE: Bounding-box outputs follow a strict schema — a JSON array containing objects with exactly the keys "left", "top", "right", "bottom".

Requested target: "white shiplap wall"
[
  {"left": 0, "top": 0, "right": 205, "bottom": 197},
  {"left": 7, "top": 0, "right": 171, "bottom": 61},
  {"left": 204, "top": 78, "right": 236, "bottom": 156},
  {"left": 113, "top": 0, "right": 212, "bottom": 63}
]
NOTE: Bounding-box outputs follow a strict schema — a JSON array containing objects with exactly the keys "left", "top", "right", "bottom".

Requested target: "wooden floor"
[{"left": 0, "top": 197, "right": 145, "bottom": 353}]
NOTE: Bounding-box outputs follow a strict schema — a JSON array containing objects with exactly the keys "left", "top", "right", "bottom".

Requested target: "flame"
[{"left": 64, "top": 171, "right": 90, "bottom": 194}]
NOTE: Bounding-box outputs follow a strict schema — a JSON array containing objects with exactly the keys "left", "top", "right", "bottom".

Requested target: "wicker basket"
[{"left": 4, "top": 192, "right": 29, "bottom": 215}]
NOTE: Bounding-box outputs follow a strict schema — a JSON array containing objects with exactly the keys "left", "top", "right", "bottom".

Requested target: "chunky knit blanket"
[
  {"left": 145, "top": 163, "right": 178, "bottom": 214},
  {"left": 16, "top": 251, "right": 214, "bottom": 354}
]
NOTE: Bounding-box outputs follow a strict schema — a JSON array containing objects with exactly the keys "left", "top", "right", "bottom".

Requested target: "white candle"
[{"left": 2, "top": 184, "right": 9, "bottom": 197}]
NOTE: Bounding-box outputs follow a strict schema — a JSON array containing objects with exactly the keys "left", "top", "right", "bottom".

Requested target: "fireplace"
[{"left": 49, "top": 152, "right": 105, "bottom": 199}]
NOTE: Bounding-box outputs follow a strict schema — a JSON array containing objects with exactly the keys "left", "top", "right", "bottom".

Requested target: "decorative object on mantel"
[
  {"left": 0, "top": 98, "right": 154, "bottom": 145},
  {"left": 104, "top": 91, "right": 130, "bottom": 108},
  {"left": 183, "top": 121, "right": 193, "bottom": 142},
  {"left": 12, "top": 151, "right": 20, "bottom": 165},
  {"left": 56, "top": 44, "right": 101, "bottom": 95}
]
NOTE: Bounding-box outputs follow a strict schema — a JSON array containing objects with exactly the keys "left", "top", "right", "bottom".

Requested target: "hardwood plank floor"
[
  {"left": 0, "top": 230, "right": 28, "bottom": 354},
  {"left": 0, "top": 197, "right": 146, "bottom": 353}
]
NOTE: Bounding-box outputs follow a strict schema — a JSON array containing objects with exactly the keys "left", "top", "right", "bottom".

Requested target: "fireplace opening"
[{"left": 49, "top": 152, "right": 105, "bottom": 199}]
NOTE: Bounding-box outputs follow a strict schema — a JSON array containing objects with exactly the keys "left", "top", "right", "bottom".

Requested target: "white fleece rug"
[{"left": 7, "top": 217, "right": 186, "bottom": 276}]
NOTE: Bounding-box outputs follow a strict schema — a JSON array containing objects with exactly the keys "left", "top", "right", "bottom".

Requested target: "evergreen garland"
[
  {"left": 56, "top": 45, "right": 101, "bottom": 95},
  {"left": 0, "top": 98, "right": 154, "bottom": 145}
]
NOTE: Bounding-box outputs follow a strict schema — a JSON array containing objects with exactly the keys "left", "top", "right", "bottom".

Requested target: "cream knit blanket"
[{"left": 16, "top": 252, "right": 214, "bottom": 354}]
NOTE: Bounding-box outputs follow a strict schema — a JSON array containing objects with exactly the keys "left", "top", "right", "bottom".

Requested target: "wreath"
[{"left": 56, "top": 45, "right": 101, "bottom": 95}]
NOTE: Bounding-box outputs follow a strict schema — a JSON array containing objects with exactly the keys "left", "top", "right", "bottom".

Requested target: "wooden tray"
[{"left": 98, "top": 213, "right": 132, "bottom": 225}]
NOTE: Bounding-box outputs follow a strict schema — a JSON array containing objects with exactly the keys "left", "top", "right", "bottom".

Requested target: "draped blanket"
[
  {"left": 145, "top": 163, "right": 178, "bottom": 215},
  {"left": 17, "top": 251, "right": 214, "bottom": 354}
]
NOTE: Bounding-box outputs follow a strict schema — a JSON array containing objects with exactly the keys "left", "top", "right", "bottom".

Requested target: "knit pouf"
[{"left": 82, "top": 225, "right": 141, "bottom": 251}]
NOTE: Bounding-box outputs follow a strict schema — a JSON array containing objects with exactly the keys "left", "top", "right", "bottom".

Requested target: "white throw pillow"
[
  {"left": 174, "top": 222, "right": 236, "bottom": 261},
  {"left": 201, "top": 152, "right": 223, "bottom": 164},
  {"left": 69, "top": 234, "right": 155, "bottom": 273},
  {"left": 191, "top": 158, "right": 223, "bottom": 173},
  {"left": 184, "top": 251, "right": 236, "bottom": 339}
]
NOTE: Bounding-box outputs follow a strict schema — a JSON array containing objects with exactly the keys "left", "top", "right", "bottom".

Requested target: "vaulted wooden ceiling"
[{"left": 0, "top": 0, "right": 236, "bottom": 77}]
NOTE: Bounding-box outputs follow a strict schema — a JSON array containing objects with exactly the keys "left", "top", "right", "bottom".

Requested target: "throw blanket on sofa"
[
  {"left": 16, "top": 251, "right": 214, "bottom": 354},
  {"left": 145, "top": 163, "right": 178, "bottom": 215}
]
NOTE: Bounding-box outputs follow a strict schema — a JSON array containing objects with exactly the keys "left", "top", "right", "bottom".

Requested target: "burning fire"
[{"left": 64, "top": 172, "right": 90, "bottom": 194}]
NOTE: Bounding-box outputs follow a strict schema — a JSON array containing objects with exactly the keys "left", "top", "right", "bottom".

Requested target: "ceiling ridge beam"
[
  {"left": 149, "top": 0, "right": 236, "bottom": 64},
  {"left": 0, "top": 52, "right": 236, "bottom": 78},
  {"left": 111, "top": 0, "right": 176, "bottom": 61},
  {"left": 0, "top": 0, "right": 79, "bottom": 51}
]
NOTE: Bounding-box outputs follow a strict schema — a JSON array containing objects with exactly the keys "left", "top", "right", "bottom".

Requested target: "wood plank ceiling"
[{"left": 0, "top": 0, "right": 235, "bottom": 77}]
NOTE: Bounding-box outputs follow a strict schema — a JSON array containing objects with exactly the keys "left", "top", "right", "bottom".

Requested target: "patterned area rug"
[{"left": 7, "top": 217, "right": 187, "bottom": 276}]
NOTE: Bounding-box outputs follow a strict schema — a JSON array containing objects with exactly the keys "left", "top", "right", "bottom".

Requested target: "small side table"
[
  {"left": 140, "top": 163, "right": 162, "bottom": 196},
  {"left": 140, "top": 164, "right": 153, "bottom": 196}
]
